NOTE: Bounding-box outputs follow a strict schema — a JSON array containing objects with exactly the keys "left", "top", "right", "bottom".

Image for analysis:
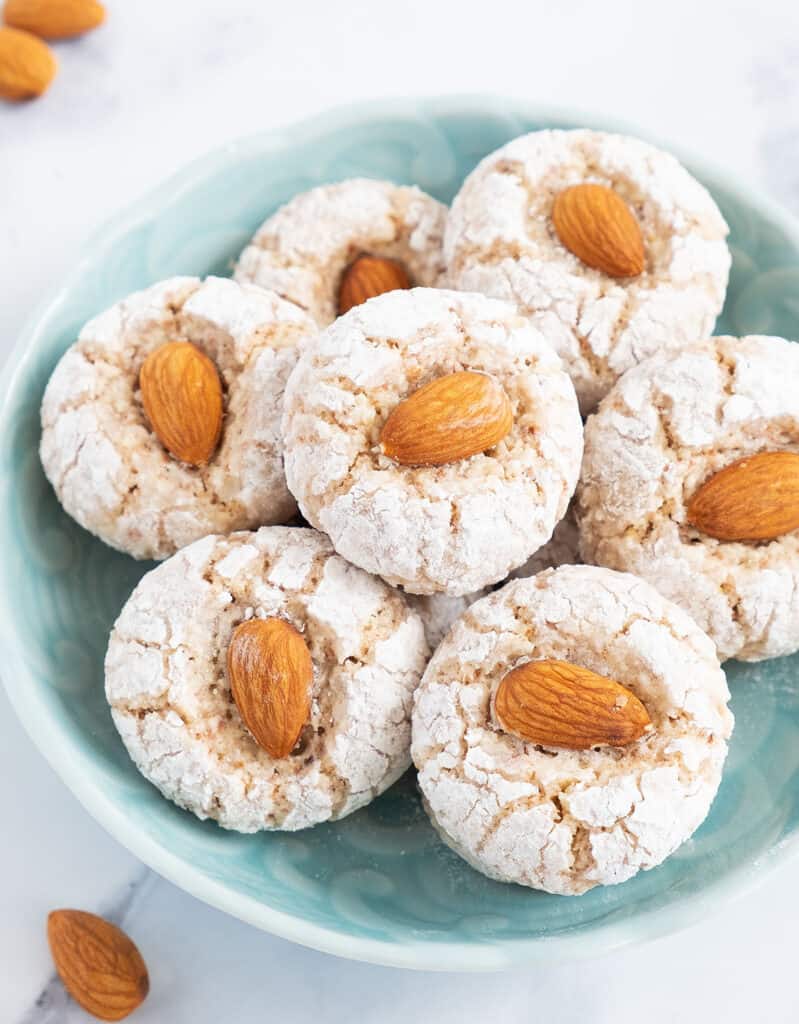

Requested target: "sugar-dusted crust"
[
  {"left": 281, "top": 288, "right": 583, "bottom": 596},
  {"left": 510, "top": 501, "right": 580, "bottom": 580},
  {"left": 444, "top": 130, "right": 730, "bottom": 413},
  {"left": 578, "top": 334, "right": 799, "bottom": 661},
  {"left": 105, "top": 527, "right": 429, "bottom": 832},
  {"left": 234, "top": 179, "right": 447, "bottom": 327},
  {"left": 413, "top": 505, "right": 581, "bottom": 649},
  {"left": 409, "top": 589, "right": 491, "bottom": 652},
  {"left": 412, "top": 565, "right": 732, "bottom": 895},
  {"left": 40, "top": 276, "right": 317, "bottom": 560}
]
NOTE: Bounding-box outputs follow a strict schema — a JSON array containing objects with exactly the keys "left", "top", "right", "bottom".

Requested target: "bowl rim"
[{"left": 3, "top": 93, "right": 799, "bottom": 971}]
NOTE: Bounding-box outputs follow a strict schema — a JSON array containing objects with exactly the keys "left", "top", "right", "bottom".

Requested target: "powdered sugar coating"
[
  {"left": 578, "top": 335, "right": 799, "bottom": 662},
  {"left": 282, "top": 288, "right": 583, "bottom": 596},
  {"left": 413, "top": 506, "right": 581, "bottom": 649},
  {"left": 444, "top": 130, "right": 730, "bottom": 413},
  {"left": 106, "top": 527, "right": 429, "bottom": 832},
  {"left": 412, "top": 565, "right": 732, "bottom": 895},
  {"left": 234, "top": 179, "right": 447, "bottom": 327},
  {"left": 409, "top": 590, "right": 491, "bottom": 652},
  {"left": 510, "top": 501, "right": 581, "bottom": 580},
  {"left": 40, "top": 276, "right": 317, "bottom": 560}
]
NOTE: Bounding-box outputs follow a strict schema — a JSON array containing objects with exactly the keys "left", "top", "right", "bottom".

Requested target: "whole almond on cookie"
[
  {"left": 139, "top": 341, "right": 223, "bottom": 467},
  {"left": 228, "top": 617, "right": 313, "bottom": 759},
  {"left": 3, "top": 0, "right": 105, "bottom": 39},
  {"left": 552, "top": 183, "right": 645, "bottom": 278},
  {"left": 380, "top": 370, "right": 513, "bottom": 467},
  {"left": 47, "top": 909, "right": 149, "bottom": 1021},
  {"left": 686, "top": 450, "right": 799, "bottom": 542},
  {"left": 337, "top": 254, "right": 411, "bottom": 315},
  {"left": 494, "top": 658, "right": 652, "bottom": 750},
  {"left": 0, "top": 24, "right": 55, "bottom": 99}
]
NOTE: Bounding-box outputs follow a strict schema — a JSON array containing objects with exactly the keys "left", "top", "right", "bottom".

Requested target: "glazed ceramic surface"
[{"left": 2, "top": 98, "right": 798, "bottom": 970}]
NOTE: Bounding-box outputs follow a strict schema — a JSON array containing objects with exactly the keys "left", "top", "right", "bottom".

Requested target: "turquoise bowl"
[{"left": 2, "top": 97, "right": 799, "bottom": 971}]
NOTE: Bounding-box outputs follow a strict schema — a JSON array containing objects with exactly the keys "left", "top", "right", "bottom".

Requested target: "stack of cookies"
[{"left": 42, "top": 128, "right": 797, "bottom": 897}]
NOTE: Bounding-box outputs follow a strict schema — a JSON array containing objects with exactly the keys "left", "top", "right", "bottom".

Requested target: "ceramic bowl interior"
[{"left": 2, "top": 97, "right": 799, "bottom": 970}]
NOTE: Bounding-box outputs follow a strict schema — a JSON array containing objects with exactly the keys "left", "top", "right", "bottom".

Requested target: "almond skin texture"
[
  {"left": 139, "top": 341, "right": 223, "bottom": 467},
  {"left": 337, "top": 254, "right": 411, "bottom": 315},
  {"left": 380, "top": 370, "right": 513, "bottom": 467},
  {"left": 552, "top": 183, "right": 645, "bottom": 278},
  {"left": 494, "top": 658, "right": 652, "bottom": 750},
  {"left": 227, "top": 617, "right": 313, "bottom": 759},
  {"left": 686, "top": 450, "right": 799, "bottom": 542},
  {"left": 47, "top": 910, "right": 149, "bottom": 1022},
  {"left": 3, "top": 0, "right": 105, "bottom": 38},
  {"left": 0, "top": 25, "right": 55, "bottom": 99}
]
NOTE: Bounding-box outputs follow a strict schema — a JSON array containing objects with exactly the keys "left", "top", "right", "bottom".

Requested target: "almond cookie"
[
  {"left": 105, "top": 526, "right": 428, "bottom": 832},
  {"left": 444, "top": 130, "right": 730, "bottom": 413},
  {"left": 578, "top": 334, "right": 799, "bottom": 662},
  {"left": 40, "top": 276, "right": 316, "bottom": 560},
  {"left": 412, "top": 565, "right": 733, "bottom": 895},
  {"left": 282, "top": 288, "right": 583, "bottom": 596},
  {"left": 234, "top": 179, "right": 447, "bottom": 326}
]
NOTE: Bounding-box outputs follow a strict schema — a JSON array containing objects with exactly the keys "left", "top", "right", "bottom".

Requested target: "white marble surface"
[{"left": 2, "top": 0, "right": 799, "bottom": 1019}]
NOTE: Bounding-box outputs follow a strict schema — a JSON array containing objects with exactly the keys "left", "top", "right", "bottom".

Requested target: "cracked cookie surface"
[
  {"left": 510, "top": 501, "right": 581, "bottom": 580},
  {"left": 578, "top": 334, "right": 799, "bottom": 661},
  {"left": 281, "top": 288, "right": 583, "bottom": 596},
  {"left": 105, "top": 526, "right": 429, "bottom": 832},
  {"left": 234, "top": 178, "right": 447, "bottom": 327},
  {"left": 444, "top": 130, "right": 730, "bottom": 413},
  {"left": 409, "top": 589, "right": 492, "bottom": 653},
  {"left": 412, "top": 504, "right": 581, "bottom": 650},
  {"left": 412, "top": 565, "right": 732, "bottom": 895},
  {"left": 40, "top": 276, "right": 316, "bottom": 560}
]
